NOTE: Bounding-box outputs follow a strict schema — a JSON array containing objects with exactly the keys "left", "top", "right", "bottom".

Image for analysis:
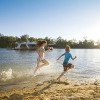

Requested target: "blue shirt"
[{"left": 62, "top": 52, "right": 72, "bottom": 63}]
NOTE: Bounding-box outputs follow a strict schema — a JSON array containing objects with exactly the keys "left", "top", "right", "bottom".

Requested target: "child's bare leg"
[
  {"left": 34, "top": 59, "right": 49, "bottom": 74},
  {"left": 39, "top": 59, "right": 49, "bottom": 68},
  {"left": 57, "top": 71, "right": 67, "bottom": 81},
  {"left": 57, "top": 67, "right": 70, "bottom": 81},
  {"left": 34, "top": 61, "right": 40, "bottom": 74},
  {"left": 57, "top": 71, "right": 66, "bottom": 80},
  {"left": 57, "top": 64, "right": 74, "bottom": 81}
]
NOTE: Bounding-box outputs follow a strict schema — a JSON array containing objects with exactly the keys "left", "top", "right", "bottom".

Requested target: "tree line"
[{"left": 0, "top": 33, "right": 100, "bottom": 48}]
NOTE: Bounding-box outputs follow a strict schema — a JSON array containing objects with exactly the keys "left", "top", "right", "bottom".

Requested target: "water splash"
[{"left": 0, "top": 68, "right": 13, "bottom": 81}]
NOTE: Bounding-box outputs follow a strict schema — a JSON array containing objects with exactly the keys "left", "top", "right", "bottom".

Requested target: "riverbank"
[{"left": 0, "top": 75, "right": 100, "bottom": 100}]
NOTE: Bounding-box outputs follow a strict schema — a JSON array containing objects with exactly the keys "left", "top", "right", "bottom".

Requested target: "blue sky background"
[{"left": 0, "top": 0, "right": 100, "bottom": 41}]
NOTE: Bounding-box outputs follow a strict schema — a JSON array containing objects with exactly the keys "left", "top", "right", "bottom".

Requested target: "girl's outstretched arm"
[{"left": 45, "top": 48, "right": 51, "bottom": 53}]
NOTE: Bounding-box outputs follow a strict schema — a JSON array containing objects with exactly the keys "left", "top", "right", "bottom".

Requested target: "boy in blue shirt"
[{"left": 57, "top": 45, "right": 76, "bottom": 81}]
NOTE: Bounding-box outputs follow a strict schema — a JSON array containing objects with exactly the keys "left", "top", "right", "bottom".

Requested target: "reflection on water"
[{"left": 0, "top": 48, "right": 100, "bottom": 82}]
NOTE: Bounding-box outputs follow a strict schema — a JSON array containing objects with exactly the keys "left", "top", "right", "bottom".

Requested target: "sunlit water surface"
[{"left": 0, "top": 48, "right": 100, "bottom": 84}]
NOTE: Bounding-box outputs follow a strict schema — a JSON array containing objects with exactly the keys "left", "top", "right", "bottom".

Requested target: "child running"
[
  {"left": 34, "top": 40, "right": 51, "bottom": 74},
  {"left": 57, "top": 45, "right": 76, "bottom": 81}
]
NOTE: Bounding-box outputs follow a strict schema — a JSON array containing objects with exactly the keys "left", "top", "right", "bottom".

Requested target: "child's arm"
[
  {"left": 45, "top": 48, "right": 51, "bottom": 53},
  {"left": 57, "top": 54, "right": 64, "bottom": 60},
  {"left": 71, "top": 56, "right": 77, "bottom": 60}
]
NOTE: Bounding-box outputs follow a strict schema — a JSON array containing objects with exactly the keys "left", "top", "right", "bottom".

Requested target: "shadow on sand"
[
  {"left": 30, "top": 81, "right": 69, "bottom": 96},
  {"left": 0, "top": 81, "right": 69, "bottom": 100}
]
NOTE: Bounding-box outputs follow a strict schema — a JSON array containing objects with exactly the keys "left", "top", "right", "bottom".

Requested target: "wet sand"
[{"left": 0, "top": 75, "right": 100, "bottom": 100}]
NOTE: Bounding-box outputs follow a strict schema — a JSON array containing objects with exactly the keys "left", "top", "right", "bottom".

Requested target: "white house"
[{"left": 15, "top": 40, "right": 37, "bottom": 50}]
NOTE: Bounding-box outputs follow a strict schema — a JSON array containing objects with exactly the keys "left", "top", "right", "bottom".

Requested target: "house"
[{"left": 15, "top": 40, "right": 37, "bottom": 50}]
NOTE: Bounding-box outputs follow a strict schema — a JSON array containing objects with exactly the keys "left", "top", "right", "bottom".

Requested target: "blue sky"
[{"left": 0, "top": 0, "right": 100, "bottom": 41}]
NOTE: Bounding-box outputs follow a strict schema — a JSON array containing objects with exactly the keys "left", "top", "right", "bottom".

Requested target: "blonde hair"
[{"left": 65, "top": 45, "right": 70, "bottom": 52}]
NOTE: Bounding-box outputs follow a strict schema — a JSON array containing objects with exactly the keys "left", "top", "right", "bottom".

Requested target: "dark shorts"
[{"left": 63, "top": 62, "right": 73, "bottom": 71}]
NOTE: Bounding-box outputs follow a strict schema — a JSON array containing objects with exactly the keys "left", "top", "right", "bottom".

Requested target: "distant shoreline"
[{"left": 0, "top": 35, "right": 100, "bottom": 49}]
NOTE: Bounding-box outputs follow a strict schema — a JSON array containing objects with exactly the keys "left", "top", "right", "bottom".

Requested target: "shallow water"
[{"left": 0, "top": 48, "right": 100, "bottom": 84}]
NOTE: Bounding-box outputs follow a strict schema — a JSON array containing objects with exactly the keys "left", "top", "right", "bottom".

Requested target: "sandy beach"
[{"left": 0, "top": 74, "right": 100, "bottom": 100}]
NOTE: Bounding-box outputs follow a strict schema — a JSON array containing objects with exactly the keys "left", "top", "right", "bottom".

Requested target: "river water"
[{"left": 0, "top": 48, "right": 100, "bottom": 84}]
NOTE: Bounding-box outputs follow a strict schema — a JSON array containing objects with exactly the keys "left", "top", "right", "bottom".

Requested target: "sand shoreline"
[{"left": 0, "top": 75, "right": 100, "bottom": 100}]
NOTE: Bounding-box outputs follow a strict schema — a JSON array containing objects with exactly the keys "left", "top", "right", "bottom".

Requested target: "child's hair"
[
  {"left": 37, "top": 40, "right": 47, "bottom": 47},
  {"left": 65, "top": 45, "right": 70, "bottom": 52}
]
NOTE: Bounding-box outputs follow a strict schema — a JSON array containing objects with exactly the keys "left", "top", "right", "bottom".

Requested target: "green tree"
[
  {"left": 20, "top": 34, "right": 29, "bottom": 42},
  {"left": 55, "top": 36, "right": 67, "bottom": 48},
  {"left": 29, "top": 37, "right": 36, "bottom": 42},
  {"left": 0, "top": 36, "right": 16, "bottom": 48},
  {"left": 44, "top": 37, "right": 54, "bottom": 44}
]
